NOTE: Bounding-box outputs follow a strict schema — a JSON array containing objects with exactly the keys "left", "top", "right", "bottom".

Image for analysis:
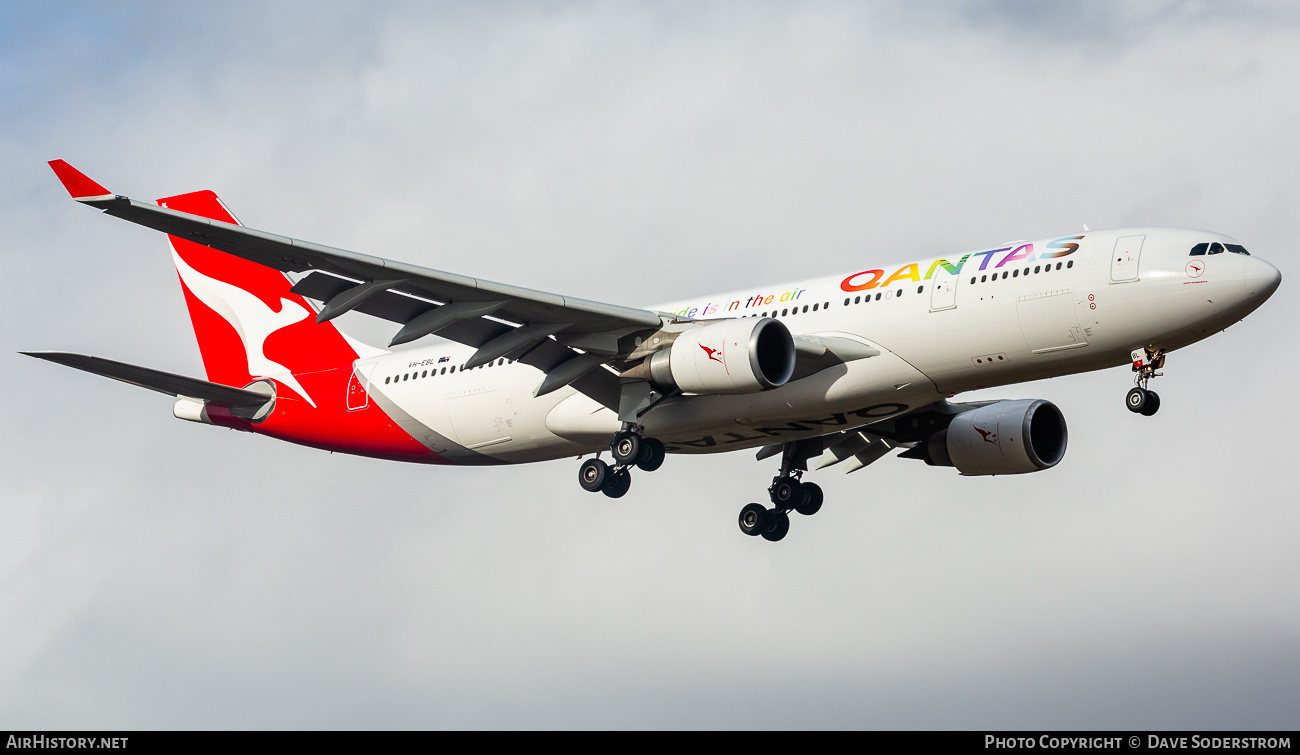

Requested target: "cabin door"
[
  {"left": 1111, "top": 235, "right": 1145, "bottom": 282},
  {"left": 346, "top": 362, "right": 377, "bottom": 411},
  {"left": 930, "top": 267, "right": 959, "bottom": 311}
]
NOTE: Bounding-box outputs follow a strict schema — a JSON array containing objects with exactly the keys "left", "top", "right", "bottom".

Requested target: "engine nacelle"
[
  {"left": 639, "top": 318, "right": 795, "bottom": 395},
  {"left": 928, "top": 399, "right": 1067, "bottom": 475}
]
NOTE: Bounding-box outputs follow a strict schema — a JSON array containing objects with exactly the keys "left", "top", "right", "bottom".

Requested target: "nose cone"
[{"left": 1244, "top": 258, "right": 1282, "bottom": 301}]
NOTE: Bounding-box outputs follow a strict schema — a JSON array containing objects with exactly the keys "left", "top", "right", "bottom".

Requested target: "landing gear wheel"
[
  {"left": 611, "top": 432, "right": 642, "bottom": 465},
  {"left": 635, "top": 437, "right": 666, "bottom": 472},
  {"left": 761, "top": 510, "right": 791, "bottom": 542},
  {"left": 795, "top": 482, "right": 823, "bottom": 516},
  {"left": 1129, "top": 348, "right": 1167, "bottom": 416},
  {"left": 578, "top": 458, "right": 610, "bottom": 492},
  {"left": 738, "top": 503, "right": 770, "bottom": 537},
  {"left": 602, "top": 468, "right": 631, "bottom": 499},
  {"left": 770, "top": 476, "right": 806, "bottom": 507}
]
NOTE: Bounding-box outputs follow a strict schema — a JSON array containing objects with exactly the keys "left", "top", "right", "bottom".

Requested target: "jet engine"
[
  {"left": 925, "top": 399, "right": 1067, "bottom": 475},
  {"left": 627, "top": 318, "right": 795, "bottom": 395}
]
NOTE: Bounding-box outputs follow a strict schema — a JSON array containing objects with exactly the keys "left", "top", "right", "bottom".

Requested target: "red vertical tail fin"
[
  {"left": 46, "top": 161, "right": 436, "bottom": 463},
  {"left": 159, "top": 190, "right": 361, "bottom": 406},
  {"left": 160, "top": 190, "right": 435, "bottom": 462}
]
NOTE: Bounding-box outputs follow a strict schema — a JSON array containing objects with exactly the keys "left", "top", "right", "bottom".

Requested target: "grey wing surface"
[{"left": 54, "top": 161, "right": 670, "bottom": 410}]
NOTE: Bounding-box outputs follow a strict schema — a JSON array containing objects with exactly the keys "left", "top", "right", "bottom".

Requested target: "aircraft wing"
[
  {"left": 47, "top": 161, "right": 864, "bottom": 411},
  {"left": 48, "top": 160, "right": 665, "bottom": 362}
]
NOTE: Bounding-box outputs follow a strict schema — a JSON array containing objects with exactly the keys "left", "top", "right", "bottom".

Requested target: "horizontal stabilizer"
[{"left": 21, "top": 351, "right": 271, "bottom": 407}]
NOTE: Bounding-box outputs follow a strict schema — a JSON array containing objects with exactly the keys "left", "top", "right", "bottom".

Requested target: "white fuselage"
[{"left": 357, "top": 228, "right": 1279, "bottom": 465}]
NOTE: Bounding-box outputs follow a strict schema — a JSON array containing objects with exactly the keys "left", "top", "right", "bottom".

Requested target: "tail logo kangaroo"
[{"left": 171, "top": 247, "right": 318, "bottom": 407}]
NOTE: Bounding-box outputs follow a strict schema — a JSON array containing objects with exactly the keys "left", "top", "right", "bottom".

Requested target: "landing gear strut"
[
  {"left": 738, "top": 439, "right": 823, "bottom": 542},
  {"left": 1127, "top": 347, "right": 1164, "bottom": 417},
  {"left": 576, "top": 424, "right": 666, "bottom": 498}
]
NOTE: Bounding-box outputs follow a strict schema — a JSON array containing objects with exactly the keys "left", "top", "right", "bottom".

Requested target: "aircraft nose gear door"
[{"left": 1111, "top": 235, "right": 1145, "bottom": 282}]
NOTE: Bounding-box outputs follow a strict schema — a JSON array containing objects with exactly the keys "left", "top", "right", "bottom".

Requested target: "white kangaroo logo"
[{"left": 171, "top": 246, "right": 317, "bottom": 407}]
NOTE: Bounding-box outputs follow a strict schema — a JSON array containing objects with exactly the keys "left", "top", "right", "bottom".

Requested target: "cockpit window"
[{"left": 1190, "top": 242, "right": 1249, "bottom": 256}]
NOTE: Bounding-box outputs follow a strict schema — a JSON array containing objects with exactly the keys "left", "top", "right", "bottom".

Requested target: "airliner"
[{"left": 28, "top": 160, "right": 1281, "bottom": 542}]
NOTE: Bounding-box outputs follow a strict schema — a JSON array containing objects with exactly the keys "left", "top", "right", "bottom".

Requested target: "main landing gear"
[
  {"left": 1126, "top": 347, "right": 1165, "bottom": 417},
  {"left": 738, "top": 440, "right": 823, "bottom": 543},
  {"left": 577, "top": 426, "right": 665, "bottom": 499}
]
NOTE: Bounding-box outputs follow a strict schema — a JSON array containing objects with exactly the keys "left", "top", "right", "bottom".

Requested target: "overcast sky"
[{"left": 2, "top": 1, "right": 1298, "bottom": 729}]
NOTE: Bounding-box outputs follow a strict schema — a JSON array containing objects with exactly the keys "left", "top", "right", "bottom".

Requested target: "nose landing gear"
[
  {"left": 1126, "top": 347, "right": 1165, "bottom": 417},
  {"left": 576, "top": 425, "right": 666, "bottom": 498}
]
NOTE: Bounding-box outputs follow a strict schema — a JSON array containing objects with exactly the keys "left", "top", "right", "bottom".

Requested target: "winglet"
[{"left": 48, "top": 159, "right": 113, "bottom": 200}]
